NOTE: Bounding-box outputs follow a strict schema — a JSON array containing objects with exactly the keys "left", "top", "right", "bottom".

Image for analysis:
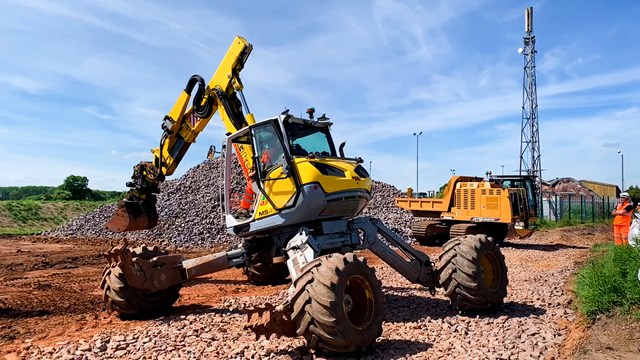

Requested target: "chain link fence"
[{"left": 541, "top": 192, "right": 615, "bottom": 223}]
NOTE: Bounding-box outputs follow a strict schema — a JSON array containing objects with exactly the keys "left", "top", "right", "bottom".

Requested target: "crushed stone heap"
[{"left": 45, "top": 158, "right": 415, "bottom": 249}]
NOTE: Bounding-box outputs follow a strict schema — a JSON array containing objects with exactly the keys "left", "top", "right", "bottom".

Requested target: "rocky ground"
[
  {"left": 2, "top": 225, "right": 639, "bottom": 360},
  {"left": 3, "top": 159, "right": 639, "bottom": 359}
]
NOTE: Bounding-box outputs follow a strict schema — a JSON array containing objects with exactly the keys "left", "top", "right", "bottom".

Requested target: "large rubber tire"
[
  {"left": 100, "top": 245, "right": 182, "bottom": 318},
  {"left": 437, "top": 234, "right": 508, "bottom": 312},
  {"left": 290, "top": 253, "right": 385, "bottom": 353},
  {"left": 242, "top": 238, "right": 290, "bottom": 286},
  {"left": 244, "top": 261, "right": 290, "bottom": 285}
]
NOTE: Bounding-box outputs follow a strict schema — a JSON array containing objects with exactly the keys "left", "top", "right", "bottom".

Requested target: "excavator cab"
[
  {"left": 223, "top": 117, "right": 299, "bottom": 225},
  {"left": 223, "top": 114, "right": 371, "bottom": 237}
]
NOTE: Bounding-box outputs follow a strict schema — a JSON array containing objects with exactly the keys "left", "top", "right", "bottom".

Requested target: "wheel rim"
[
  {"left": 343, "top": 275, "right": 375, "bottom": 329},
  {"left": 479, "top": 252, "right": 501, "bottom": 291}
]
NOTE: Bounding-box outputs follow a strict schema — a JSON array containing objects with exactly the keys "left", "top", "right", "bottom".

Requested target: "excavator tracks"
[
  {"left": 449, "top": 223, "right": 479, "bottom": 238},
  {"left": 411, "top": 220, "right": 449, "bottom": 245},
  {"left": 411, "top": 220, "right": 436, "bottom": 243}
]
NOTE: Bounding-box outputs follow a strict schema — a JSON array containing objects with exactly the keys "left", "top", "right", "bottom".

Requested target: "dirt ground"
[{"left": 0, "top": 230, "right": 639, "bottom": 359}]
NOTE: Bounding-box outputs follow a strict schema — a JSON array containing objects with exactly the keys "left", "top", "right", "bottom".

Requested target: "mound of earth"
[{"left": 45, "top": 159, "right": 414, "bottom": 249}]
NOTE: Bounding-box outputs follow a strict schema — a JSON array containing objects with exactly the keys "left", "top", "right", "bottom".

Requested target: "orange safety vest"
[
  {"left": 240, "top": 149, "right": 271, "bottom": 210},
  {"left": 240, "top": 182, "right": 255, "bottom": 210},
  {"left": 261, "top": 149, "right": 272, "bottom": 166},
  {"left": 613, "top": 201, "right": 632, "bottom": 227}
]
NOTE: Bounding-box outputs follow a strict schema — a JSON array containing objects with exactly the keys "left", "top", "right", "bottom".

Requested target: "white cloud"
[{"left": 0, "top": 0, "right": 638, "bottom": 194}]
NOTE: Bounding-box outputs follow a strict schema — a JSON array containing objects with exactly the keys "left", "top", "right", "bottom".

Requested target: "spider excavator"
[{"left": 102, "top": 36, "right": 510, "bottom": 353}]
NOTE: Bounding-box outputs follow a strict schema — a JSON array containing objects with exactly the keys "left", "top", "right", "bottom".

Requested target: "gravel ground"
[
  {"left": 33, "top": 159, "right": 606, "bottom": 359},
  {"left": 19, "top": 225, "right": 606, "bottom": 360}
]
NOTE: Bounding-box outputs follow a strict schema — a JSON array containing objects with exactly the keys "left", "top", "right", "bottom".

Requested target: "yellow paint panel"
[
  {"left": 254, "top": 167, "right": 296, "bottom": 219},
  {"left": 293, "top": 159, "right": 371, "bottom": 194}
]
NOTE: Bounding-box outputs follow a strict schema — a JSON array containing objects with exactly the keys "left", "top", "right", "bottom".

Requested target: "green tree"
[
  {"left": 435, "top": 183, "right": 448, "bottom": 198},
  {"left": 52, "top": 189, "right": 73, "bottom": 200},
  {"left": 627, "top": 185, "right": 640, "bottom": 204},
  {"left": 59, "top": 175, "right": 91, "bottom": 200}
]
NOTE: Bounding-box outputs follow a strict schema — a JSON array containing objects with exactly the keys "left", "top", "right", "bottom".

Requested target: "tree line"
[{"left": 0, "top": 175, "right": 125, "bottom": 201}]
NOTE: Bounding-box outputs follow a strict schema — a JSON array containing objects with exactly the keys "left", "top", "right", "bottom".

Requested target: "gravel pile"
[
  {"left": 45, "top": 158, "right": 415, "bottom": 248},
  {"left": 45, "top": 159, "right": 236, "bottom": 249},
  {"left": 20, "top": 225, "right": 609, "bottom": 359}
]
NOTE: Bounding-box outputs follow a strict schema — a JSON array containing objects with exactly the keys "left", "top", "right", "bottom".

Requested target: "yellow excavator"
[
  {"left": 395, "top": 174, "right": 539, "bottom": 245},
  {"left": 102, "top": 36, "right": 510, "bottom": 353}
]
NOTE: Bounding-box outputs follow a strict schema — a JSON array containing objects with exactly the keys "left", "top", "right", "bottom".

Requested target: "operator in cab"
[{"left": 237, "top": 142, "right": 273, "bottom": 217}]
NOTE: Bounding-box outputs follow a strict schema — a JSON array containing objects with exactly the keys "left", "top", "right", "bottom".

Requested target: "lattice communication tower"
[{"left": 518, "top": 7, "right": 542, "bottom": 196}]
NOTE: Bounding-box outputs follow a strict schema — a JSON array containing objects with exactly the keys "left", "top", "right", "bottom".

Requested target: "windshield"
[
  {"left": 284, "top": 122, "right": 336, "bottom": 157},
  {"left": 502, "top": 178, "right": 537, "bottom": 214}
]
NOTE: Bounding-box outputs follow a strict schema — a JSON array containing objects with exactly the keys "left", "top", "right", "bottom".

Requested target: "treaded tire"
[
  {"left": 100, "top": 245, "right": 182, "bottom": 318},
  {"left": 244, "top": 261, "right": 290, "bottom": 285},
  {"left": 290, "top": 253, "right": 385, "bottom": 353},
  {"left": 242, "top": 238, "right": 290, "bottom": 285},
  {"left": 437, "top": 234, "right": 508, "bottom": 312}
]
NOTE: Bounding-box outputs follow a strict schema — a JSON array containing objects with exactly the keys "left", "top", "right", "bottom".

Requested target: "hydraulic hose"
[{"left": 185, "top": 75, "right": 214, "bottom": 119}]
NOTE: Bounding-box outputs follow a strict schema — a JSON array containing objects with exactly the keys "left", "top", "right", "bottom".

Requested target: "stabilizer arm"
[
  {"left": 351, "top": 217, "right": 438, "bottom": 290},
  {"left": 103, "top": 242, "right": 247, "bottom": 293}
]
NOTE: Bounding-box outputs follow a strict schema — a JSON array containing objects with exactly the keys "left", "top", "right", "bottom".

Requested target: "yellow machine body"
[{"left": 395, "top": 175, "right": 538, "bottom": 243}]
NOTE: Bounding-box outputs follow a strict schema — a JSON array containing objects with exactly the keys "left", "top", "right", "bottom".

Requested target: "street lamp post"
[
  {"left": 369, "top": 161, "right": 372, "bottom": 177},
  {"left": 618, "top": 150, "right": 624, "bottom": 191},
  {"left": 501, "top": 164, "right": 505, "bottom": 175},
  {"left": 413, "top": 132, "right": 422, "bottom": 193}
]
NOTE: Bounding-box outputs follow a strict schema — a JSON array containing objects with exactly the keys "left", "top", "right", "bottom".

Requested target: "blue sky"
[{"left": 1, "top": 0, "right": 639, "bottom": 193}]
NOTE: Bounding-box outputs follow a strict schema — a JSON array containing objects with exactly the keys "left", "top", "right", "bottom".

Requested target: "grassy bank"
[
  {"left": 575, "top": 243, "right": 640, "bottom": 320},
  {"left": 0, "top": 200, "right": 104, "bottom": 235}
]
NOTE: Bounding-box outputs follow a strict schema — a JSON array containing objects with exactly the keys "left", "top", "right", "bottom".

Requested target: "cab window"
[
  {"left": 285, "top": 122, "right": 335, "bottom": 157},
  {"left": 252, "top": 122, "right": 285, "bottom": 176}
]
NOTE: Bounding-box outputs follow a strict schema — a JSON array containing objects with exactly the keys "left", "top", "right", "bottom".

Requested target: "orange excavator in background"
[{"left": 396, "top": 174, "right": 539, "bottom": 245}]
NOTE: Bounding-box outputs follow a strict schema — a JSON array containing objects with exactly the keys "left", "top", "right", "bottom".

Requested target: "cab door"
[{"left": 251, "top": 120, "right": 299, "bottom": 218}]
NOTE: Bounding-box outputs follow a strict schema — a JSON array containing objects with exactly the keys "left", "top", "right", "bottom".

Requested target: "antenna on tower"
[{"left": 518, "top": 7, "right": 542, "bottom": 201}]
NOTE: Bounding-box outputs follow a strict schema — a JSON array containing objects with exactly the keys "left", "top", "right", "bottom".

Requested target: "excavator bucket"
[
  {"left": 105, "top": 198, "right": 158, "bottom": 232},
  {"left": 514, "top": 228, "right": 534, "bottom": 239},
  {"left": 506, "top": 224, "right": 534, "bottom": 240},
  {"left": 244, "top": 303, "right": 297, "bottom": 339}
]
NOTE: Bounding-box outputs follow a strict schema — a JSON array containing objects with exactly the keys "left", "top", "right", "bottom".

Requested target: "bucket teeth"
[
  {"left": 244, "top": 303, "right": 297, "bottom": 339},
  {"left": 103, "top": 242, "right": 129, "bottom": 265}
]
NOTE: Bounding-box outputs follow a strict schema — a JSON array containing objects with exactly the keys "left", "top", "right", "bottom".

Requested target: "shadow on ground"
[
  {"left": 271, "top": 338, "right": 432, "bottom": 360},
  {"left": 502, "top": 242, "right": 589, "bottom": 251},
  {"left": 383, "top": 288, "right": 546, "bottom": 322}
]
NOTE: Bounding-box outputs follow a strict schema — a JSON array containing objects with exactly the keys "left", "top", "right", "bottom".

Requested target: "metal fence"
[{"left": 541, "top": 192, "right": 615, "bottom": 223}]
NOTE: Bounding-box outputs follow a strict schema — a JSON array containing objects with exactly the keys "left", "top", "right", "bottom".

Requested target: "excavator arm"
[{"left": 106, "top": 36, "right": 256, "bottom": 232}]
